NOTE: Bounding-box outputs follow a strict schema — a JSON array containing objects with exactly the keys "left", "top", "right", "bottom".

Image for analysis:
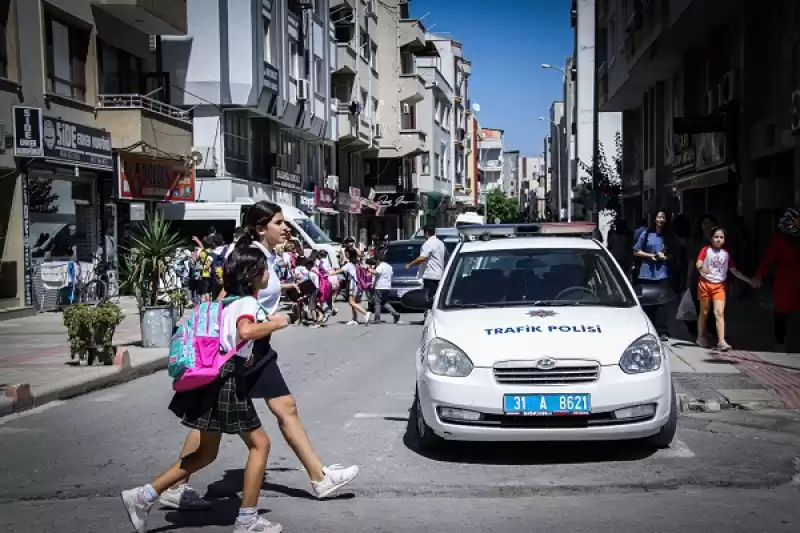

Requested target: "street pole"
[{"left": 591, "top": 0, "right": 601, "bottom": 222}]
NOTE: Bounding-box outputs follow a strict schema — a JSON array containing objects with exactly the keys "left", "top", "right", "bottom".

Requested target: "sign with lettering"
[
  {"left": 41, "top": 116, "right": 113, "bottom": 170},
  {"left": 314, "top": 187, "right": 336, "bottom": 209},
  {"left": 117, "top": 153, "right": 196, "bottom": 202},
  {"left": 264, "top": 62, "right": 279, "bottom": 94},
  {"left": 12, "top": 106, "right": 44, "bottom": 157},
  {"left": 374, "top": 192, "right": 416, "bottom": 210},
  {"left": 349, "top": 186, "right": 361, "bottom": 214},
  {"left": 272, "top": 168, "right": 301, "bottom": 191}
]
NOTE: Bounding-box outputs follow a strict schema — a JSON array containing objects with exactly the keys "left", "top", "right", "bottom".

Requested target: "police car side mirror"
[{"left": 401, "top": 288, "right": 432, "bottom": 311}]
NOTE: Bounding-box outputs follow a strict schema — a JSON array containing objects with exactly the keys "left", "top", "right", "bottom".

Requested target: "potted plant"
[
  {"left": 63, "top": 302, "right": 124, "bottom": 365},
  {"left": 122, "top": 214, "right": 184, "bottom": 348},
  {"left": 166, "top": 288, "right": 189, "bottom": 327}
]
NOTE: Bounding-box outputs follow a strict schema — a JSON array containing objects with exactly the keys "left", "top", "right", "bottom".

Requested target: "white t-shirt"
[
  {"left": 220, "top": 296, "right": 262, "bottom": 360},
  {"left": 374, "top": 262, "right": 393, "bottom": 290},
  {"left": 309, "top": 270, "right": 320, "bottom": 288},
  {"left": 224, "top": 242, "right": 281, "bottom": 315},
  {"left": 419, "top": 236, "right": 446, "bottom": 280}
]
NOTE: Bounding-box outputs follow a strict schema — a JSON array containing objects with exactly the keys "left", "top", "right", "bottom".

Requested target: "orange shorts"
[{"left": 698, "top": 279, "right": 726, "bottom": 302}]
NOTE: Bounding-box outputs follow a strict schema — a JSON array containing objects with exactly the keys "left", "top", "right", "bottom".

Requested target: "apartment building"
[
  {"left": 466, "top": 112, "right": 481, "bottom": 208},
  {"left": 162, "top": 0, "right": 335, "bottom": 232},
  {"left": 477, "top": 127, "right": 504, "bottom": 204},
  {"left": 521, "top": 155, "right": 546, "bottom": 219},
  {"left": 503, "top": 149, "right": 520, "bottom": 197},
  {"left": 546, "top": 101, "right": 567, "bottom": 220},
  {"left": 449, "top": 42, "right": 472, "bottom": 208},
  {"left": 3, "top": 0, "right": 190, "bottom": 318},
  {"left": 597, "top": 0, "right": 800, "bottom": 259}
]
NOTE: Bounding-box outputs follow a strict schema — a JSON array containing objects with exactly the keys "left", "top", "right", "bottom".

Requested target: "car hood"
[{"left": 431, "top": 305, "right": 652, "bottom": 367}]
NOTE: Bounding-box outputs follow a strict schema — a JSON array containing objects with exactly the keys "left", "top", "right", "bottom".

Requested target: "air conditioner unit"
[
  {"left": 704, "top": 89, "right": 716, "bottom": 115},
  {"left": 402, "top": 103, "right": 411, "bottom": 114},
  {"left": 374, "top": 123, "right": 383, "bottom": 138},
  {"left": 718, "top": 70, "right": 735, "bottom": 105},
  {"left": 297, "top": 79, "right": 309, "bottom": 101},
  {"left": 366, "top": 0, "right": 376, "bottom": 15},
  {"left": 791, "top": 91, "right": 800, "bottom": 132},
  {"left": 190, "top": 146, "right": 217, "bottom": 171}
]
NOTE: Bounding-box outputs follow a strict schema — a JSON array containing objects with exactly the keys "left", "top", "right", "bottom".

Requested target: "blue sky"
[{"left": 410, "top": 0, "right": 572, "bottom": 156}]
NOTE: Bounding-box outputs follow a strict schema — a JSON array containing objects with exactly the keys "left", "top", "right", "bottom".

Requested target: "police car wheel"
[
  {"left": 646, "top": 384, "right": 678, "bottom": 449},
  {"left": 410, "top": 389, "right": 444, "bottom": 452}
]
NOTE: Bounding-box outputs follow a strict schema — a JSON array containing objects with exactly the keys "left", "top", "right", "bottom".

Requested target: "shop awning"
[{"left": 673, "top": 165, "right": 731, "bottom": 193}]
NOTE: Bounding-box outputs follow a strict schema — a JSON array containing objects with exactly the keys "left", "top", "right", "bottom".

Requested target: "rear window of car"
[{"left": 384, "top": 243, "right": 422, "bottom": 264}]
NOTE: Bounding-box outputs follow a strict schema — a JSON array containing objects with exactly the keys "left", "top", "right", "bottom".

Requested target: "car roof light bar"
[{"left": 457, "top": 223, "right": 597, "bottom": 241}]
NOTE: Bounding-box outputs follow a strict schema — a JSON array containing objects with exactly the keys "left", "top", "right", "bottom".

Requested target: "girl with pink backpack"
[
  {"left": 310, "top": 250, "right": 333, "bottom": 324},
  {"left": 120, "top": 246, "right": 289, "bottom": 533}
]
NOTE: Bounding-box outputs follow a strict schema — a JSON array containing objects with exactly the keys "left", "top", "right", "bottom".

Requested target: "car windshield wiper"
[
  {"left": 529, "top": 300, "right": 587, "bottom": 307},
  {"left": 445, "top": 302, "right": 494, "bottom": 309}
]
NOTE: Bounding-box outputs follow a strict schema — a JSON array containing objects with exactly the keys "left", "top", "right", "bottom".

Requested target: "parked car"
[{"left": 383, "top": 237, "right": 459, "bottom": 305}]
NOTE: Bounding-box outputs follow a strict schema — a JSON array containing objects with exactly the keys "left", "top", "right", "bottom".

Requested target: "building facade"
[
  {"left": 521, "top": 155, "right": 546, "bottom": 219},
  {"left": 597, "top": 0, "right": 800, "bottom": 262},
  {"left": 503, "top": 149, "right": 521, "bottom": 197},
  {"left": 477, "top": 127, "right": 504, "bottom": 204},
  {"left": 3, "top": 0, "right": 190, "bottom": 318},
  {"left": 547, "top": 101, "right": 567, "bottom": 219}
]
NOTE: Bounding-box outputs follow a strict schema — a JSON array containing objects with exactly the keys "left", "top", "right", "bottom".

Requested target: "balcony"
[
  {"left": 334, "top": 43, "right": 358, "bottom": 75},
  {"left": 462, "top": 60, "right": 472, "bottom": 76},
  {"left": 419, "top": 66, "right": 452, "bottom": 102},
  {"left": 398, "top": 129, "right": 427, "bottom": 157},
  {"left": 399, "top": 19, "right": 426, "bottom": 50},
  {"left": 91, "top": 0, "right": 187, "bottom": 35},
  {"left": 398, "top": 74, "right": 425, "bottom": 104},
  {"left": 452, "top": 41, "right": 463, "bottom": 59},
  {"left": 336, "top": 112, "right": 368, "bottom": 149},
  {"left": 95, "top": 94, "right": 192, "bottom": 155}
]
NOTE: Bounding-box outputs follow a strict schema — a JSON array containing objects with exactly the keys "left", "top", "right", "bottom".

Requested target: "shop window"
[
  {"left": 224, "top": 111, "right": 250, "bottom": 176},
  {"left": 45, "top": 16, "right": 88, "bottom": 101},
  {"left": 98, "top": 41, "right": 143, "bottom": 94}
]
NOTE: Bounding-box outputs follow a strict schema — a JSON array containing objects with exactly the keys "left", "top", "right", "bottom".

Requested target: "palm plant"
[{"left": 121, "top": 214, "right": 185, "bottom": 307}]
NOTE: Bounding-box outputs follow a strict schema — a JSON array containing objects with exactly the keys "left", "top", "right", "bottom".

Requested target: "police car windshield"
[{"left": 441, "top": 248, "right": 636, "bottom": 309}]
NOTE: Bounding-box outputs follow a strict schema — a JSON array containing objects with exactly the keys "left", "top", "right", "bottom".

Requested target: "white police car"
[{"left": 401, "top": 223, "right": 677, "bottom": 451}]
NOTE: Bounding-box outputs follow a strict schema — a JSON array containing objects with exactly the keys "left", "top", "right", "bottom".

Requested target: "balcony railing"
[{"left": 97, "top": 94, "right": 191, "bottom": 124}]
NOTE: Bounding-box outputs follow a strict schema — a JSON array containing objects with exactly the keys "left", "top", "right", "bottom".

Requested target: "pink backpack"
[
  {"left": 168, "top": 298, "right": 249, "bottom": 392},
  {"left": 315, "top": 264, "right": 332, "bottom": 302}
]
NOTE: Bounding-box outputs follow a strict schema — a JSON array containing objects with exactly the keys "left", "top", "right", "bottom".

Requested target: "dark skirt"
[
  {"left": 245, "top": 337, "right": 291, "bottom": 400},
  {"left": 169, "top": 357, "right": 261, "bottom": 434}
]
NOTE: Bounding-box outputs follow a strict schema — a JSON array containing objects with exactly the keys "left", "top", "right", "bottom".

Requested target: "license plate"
[{"left": 503, "top": 394, "right": 591, "bottom": 415}]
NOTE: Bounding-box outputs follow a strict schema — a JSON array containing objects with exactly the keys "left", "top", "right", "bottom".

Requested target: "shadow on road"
[
  {"left": 203, "top": 468, "right": 355, "bottom": 502},
  {"left": 152, "top": 498, "right": 275, "bottom": 532}
]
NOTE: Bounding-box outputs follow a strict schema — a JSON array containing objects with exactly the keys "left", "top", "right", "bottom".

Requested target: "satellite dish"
[
  {"left": 190, "top": 150, "right": 204, "bottom": 166},
  {"left": 472, "top": 102, "right": 481, "bottom": 113}
]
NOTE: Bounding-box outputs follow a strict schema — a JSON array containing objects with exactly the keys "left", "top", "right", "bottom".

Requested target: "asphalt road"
[{"left": 1, "top": 308, "right": 799, "bottom": 532}]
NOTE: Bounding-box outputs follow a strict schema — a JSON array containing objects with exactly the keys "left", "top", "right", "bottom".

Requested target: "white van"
[
  {"left": 454, "top": 212, "right": 486, "bottom": 228},
  {"left": 158, "top": 201, "right": 342, "bottom": 267}
]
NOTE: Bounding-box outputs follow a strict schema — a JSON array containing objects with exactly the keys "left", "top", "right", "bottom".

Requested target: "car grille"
[{"left": 493, "top": 360, "right": 600, "bottom": 385}]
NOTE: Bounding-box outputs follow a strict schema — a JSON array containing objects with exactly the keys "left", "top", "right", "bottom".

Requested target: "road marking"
[
  {"left": 655, "top": 439, "right": 695, "bottom": 458},
  {"left": 353, "top": 412, "right": 409, "bottom": 419},
  {"left": 0, "top": 400, "right": 66, "bottom": 425},
  {"left": 0, "top": 426, "right": 31, "bottom": 435}
]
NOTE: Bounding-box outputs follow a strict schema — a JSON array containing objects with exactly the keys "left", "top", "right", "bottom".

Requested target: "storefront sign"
[
  {"left": 349, "top": 187, "right": 361, "bottom": 214},
  {"left": 117, "top": 153, "right": 196, "bottom": 202},
  {"left": 264, "top": 62, "right": 279, "bottom": 94},
  {"left": 12, "top": 106, "right": 44, "bottom": 157},
  {"left": 314, "top": 187, "right": 336, "bottom": 209},
  {"left": 41, "top": 116, "right": 113, "bottom": 170},
  {"left": 272, "top": 168, "right": 301, "bottom": 191},
  {"left": 374, "top": 192, "right": 416, "bottom": 210}
]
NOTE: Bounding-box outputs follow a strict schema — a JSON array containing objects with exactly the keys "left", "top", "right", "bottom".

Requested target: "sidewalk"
[
  {"left": 0, "top": 297, "right": 169, "bottom": 416},
  {"left": 665, "top": 290, "right": 800, "bottom": 412}
]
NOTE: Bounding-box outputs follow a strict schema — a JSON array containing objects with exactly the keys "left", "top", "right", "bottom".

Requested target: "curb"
[{"left": 1, "top": 349, "right": 167, "bottom": 417}]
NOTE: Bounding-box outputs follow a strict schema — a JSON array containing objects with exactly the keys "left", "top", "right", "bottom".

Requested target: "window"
[
  {"left": 371, "top": 97, "right": 378, "bottom": 120},
  {"left": 400, "top": 50, "right": 415, "bottom": 75},
  {"left": 224, "top": 111, "right": 250, "bottom": 176},
  {"left": 314, "top": 56, "right": 324, "bottom": 94},
  {"left": 370, "top": 42, "right": 378, "bottom": 69},
  {"left": 420, "top": 153, "right": 430, "bottom": 174},
  {"left": 263, "top": 17, "right": 273, "bottom": 65},
  {"left": 280, "top": 134, "right": 301, "bottom": 173},
  {"left": 289, "top": 40, "right": 299, "bottom": 80},
  {"left": 313, "top": 0, "right": 323, "bottom": 17},
  {"left": 434, "top": 100, "right": 440, "bottom": 124},
  {"left": 360, "top": 28, "right": 369, "bottom": 60},
  {"left": 45, "top": 16, "right": 88, "bottom": 101},
  {"left": 360, "top": 88, "right": 368, "bottom": 118},
  {"left": 434, "top": 153, "right": 441, "bottom": 177},
  {"left": 384, "top": 242, "right": 422, "bottom": 264},
  {"left": 98, "top": 42, "right": 142, "bottom": 94},
  {"left": 401, "top": 103, "right": 415, "bottom": 129},
  {"left": 441, "top": 249, "right": 635, "bottom": 309}
]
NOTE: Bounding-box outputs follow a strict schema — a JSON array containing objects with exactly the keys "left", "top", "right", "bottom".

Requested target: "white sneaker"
[
  {"left": 158, "top": 484, "right": 211, "bottom": 510},
  {"left": 346, "top": 320, "right": 358, "bottom": 326},
  {"left": 233, "top": 516, "right": 283, "bottom": 533},
  {"left": 120, "top": 488, "right": 154, "bottom": 533},
  {"left": 362, "top": 312, "right": 372, "bottom": 325},
  {"left": 310, "top": 464, "right": 359, "bottom": 499}
]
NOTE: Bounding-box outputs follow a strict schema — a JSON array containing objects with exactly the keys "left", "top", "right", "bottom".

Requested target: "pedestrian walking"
[
  {"left": 684, "top": 214, "right": 718, "bottom": 342},
  {"left": 329, "top": 248, "right": 372, "bottom": 325},
  {"left": 695, "top": 227, "right": 757, "bottom": 351},
  {"left": 405, "top": 224, "right": 446, "bottom": 304},
  {"left": 163, "top": 201, "right": 358, "bottom": 508},
  {"left": 369, "top": 250, "right": 401, "bottom": 324},
  {"left": 754, "top": 207, "right": 800, "bottom": 353},
  {"left": 120, "top": 246, "right": 288, "bottom": 533},
  {"left": 633, "top": 209, "right": 673, "bottom": 341}
]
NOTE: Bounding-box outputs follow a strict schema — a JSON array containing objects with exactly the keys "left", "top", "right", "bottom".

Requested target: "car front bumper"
[{"left": 417, "top": 365, "right": 672, "bottom": 442}]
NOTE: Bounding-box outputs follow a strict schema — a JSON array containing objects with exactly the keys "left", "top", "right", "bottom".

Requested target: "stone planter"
[{"left": 140, "top": 305, "right": 174, "bottom": 348}]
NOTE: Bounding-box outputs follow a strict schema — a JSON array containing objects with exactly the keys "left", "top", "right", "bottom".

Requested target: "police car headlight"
[
  {"left": 619, "top": 334, "right": 663, "bottom": 374},
  {"left": 426, "top": 338, "right": 474, "bottom": 377}
]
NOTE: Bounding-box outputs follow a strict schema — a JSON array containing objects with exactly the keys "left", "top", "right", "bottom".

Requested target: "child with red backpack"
[
  {"left": 329, "top": 247, "right": 371, "bottom": 325},
  {"left": 120, "top": 246, "right": 288, "bottom": 533}
]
